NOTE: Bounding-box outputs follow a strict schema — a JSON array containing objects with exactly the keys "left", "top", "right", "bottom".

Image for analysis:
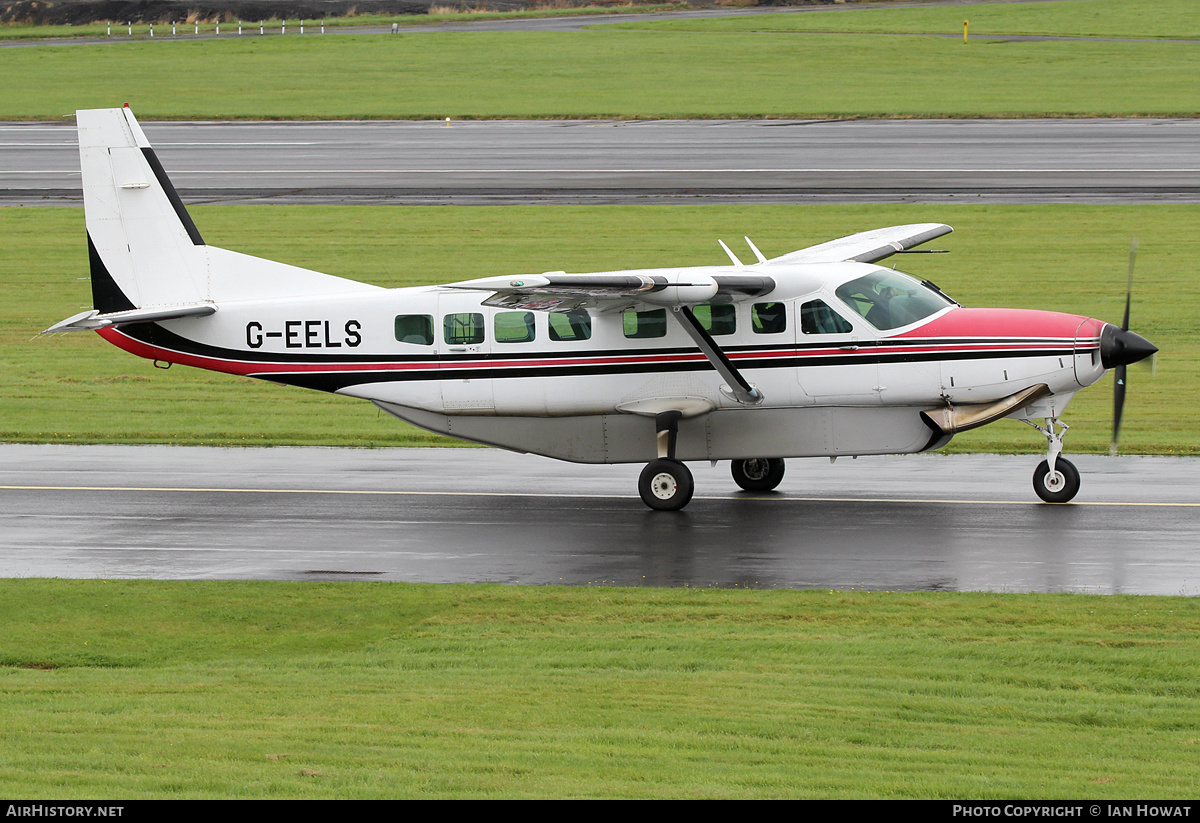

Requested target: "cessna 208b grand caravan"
[{"left": 48, "top": 107, "right": 1158, "bottom": 510}]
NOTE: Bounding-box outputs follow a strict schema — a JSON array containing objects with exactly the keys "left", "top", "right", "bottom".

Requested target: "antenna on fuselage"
[
  {"left": 718, "top": 239, "right": 744, "bottom": 268},
  {"left": 744, "top": 237, "right": 767, "bottom": 264}
]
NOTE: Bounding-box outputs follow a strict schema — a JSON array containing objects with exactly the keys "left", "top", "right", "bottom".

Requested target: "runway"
[
  {"left": 3, "top": 118, "right": 1198, "bottom": 205},
  {"left": 3, "top": 445, "right": 1197, "bottom": 595}
]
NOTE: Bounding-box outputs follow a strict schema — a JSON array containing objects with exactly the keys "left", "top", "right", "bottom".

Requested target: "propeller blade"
[
  {"left": 1143, "top": 351, "right": 1158, "bottom": 375},
  {"left": 1111, "top": 237, "right": 1139, "bottom": 457},
  {"left": 1123, "top": 238, "right": 1137, "bottom": 331},
  {"left": 1110, "top": 364, "right": 1127, "bottom": 457}
]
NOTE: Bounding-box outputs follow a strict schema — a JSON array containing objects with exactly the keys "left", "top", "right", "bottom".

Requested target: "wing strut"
[{"left": 671, "top": 306, "right": 763, "bottom": 405}]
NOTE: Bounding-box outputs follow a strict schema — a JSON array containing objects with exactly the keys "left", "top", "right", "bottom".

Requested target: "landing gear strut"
[
  {"left": 1025, "top": 417, "right": 1081, "bottom": 503},
  {"left": 638, "top": 410, "right": 694, "bottom": 511}
]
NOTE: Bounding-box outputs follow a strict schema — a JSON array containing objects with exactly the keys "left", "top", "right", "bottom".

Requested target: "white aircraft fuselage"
[
  {"left": 50, "top": 107, "right": 1156, "bottom": 510},
  {"left": 94, "top": 269, "right": 1106, "bottom": 465}
]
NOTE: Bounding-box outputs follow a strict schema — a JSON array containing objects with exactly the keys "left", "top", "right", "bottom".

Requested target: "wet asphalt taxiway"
[{"left": 2, "top": 445, "right": 1197, "bottom": 595}]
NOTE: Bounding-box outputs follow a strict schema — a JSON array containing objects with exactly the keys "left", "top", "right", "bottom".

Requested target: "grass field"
[
  {"left": 614, "top": 0, "right": 1200, "bottom": 39},
  {"left": 0, "top": 1, "right": 1197, "bottom": 119},
  {"left": 2, "top": 579, "right": 1198, "bottom": 798},
  {"left": 5, "top": 203, "right": 1196, "bottom": 454}
]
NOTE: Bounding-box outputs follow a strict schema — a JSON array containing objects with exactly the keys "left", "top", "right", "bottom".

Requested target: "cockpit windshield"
[{"left": 834, "top": 270, "right": 953, "bottom": 331}]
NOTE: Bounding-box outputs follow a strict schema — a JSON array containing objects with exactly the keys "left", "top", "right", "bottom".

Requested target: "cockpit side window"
[
  {"left": 800, "top": 300, "right": 853, "bottom": 335},
  {"left": 835, "top": 271, "right": 952, "bottom": 331}
]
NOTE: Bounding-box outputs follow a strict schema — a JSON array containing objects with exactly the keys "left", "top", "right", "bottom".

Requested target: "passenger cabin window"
[
  {"left": 752, "top": 302, "right": 787, "bottom": 335},
  {"left": 835, "top": 271, "right": 952, "bottom": 331},
  {"left": 800, "top": 300, "right": 853, "bottom": 335},
  {"left": 394, "top": 314, "right": 434, "bottom": 345},
  {"left": 548, "top": 309, "right": 592, "bottom": 342},
  {"left": 623, "top": 308, "right": 668, "bottom": 339},
  {"left": 694, "top": 304, "right": 736, "bottom": 336},
  {"left": 443, "top": 312, "right": 485, "bottom": 345},
  {"left": 494, "top": 311, "right": 536, "bottom": 343}
]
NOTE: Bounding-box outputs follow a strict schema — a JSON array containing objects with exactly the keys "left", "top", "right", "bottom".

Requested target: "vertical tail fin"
[
  {"left": 76, "top": 106, "right": 380, "bottom": 315},
  {"left": 78, "top": 106, "right": 210, "bottom": 311}
]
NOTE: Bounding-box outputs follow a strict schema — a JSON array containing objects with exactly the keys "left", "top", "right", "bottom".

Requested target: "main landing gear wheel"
[
  {"left": 639, "top": 459, "right": 694, "bottom": 511},
  {"left": 731, "top": 458, "right": 786, "bottom": 492},
  {"left": 1033, "top": 458, "right": 1080, "bottom": 503}
]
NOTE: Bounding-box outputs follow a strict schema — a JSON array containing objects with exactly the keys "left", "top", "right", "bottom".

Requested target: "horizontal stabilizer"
[{"left": 44, "top": 304, "right": 216, "bottom": 334}]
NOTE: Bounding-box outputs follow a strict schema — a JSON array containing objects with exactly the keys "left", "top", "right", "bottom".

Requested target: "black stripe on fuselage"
[
  {"left": 118, "top": 323, "right": 1076, "bottom": 393},
  {"left": 272, "top": 348, "right": 1072, "bottom": 390},
  {"left": 120, "top": 322, "right": 1078, "bottom": 367}
]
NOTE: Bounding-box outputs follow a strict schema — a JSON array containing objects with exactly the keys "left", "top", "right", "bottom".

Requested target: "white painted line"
[
  {"left": 4, "top": 168, "right": 1196, "bottom": 175},
  {"left": 2, "top": 544, "right": 488, "bottom": 557},
  {"left": 152, "top": 168, "right": 1200, "bottom": 174},
  {"left": 158, "top": 142, "right": 321, "bottom": 146},
  {"left": 0, "top": 141, "right": 318, "bottom": 147}
]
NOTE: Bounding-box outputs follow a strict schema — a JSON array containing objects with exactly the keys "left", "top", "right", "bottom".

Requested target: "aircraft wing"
[
  {"left": 444, "top": 271, "right": 776, "bottom": 312},
  {"left": 446, "top": 271, "right": 782, "bottom": 405},
  {"left": 767, "top": 223, "right": 952, "bottom": 266},
  {"left": 442, "top": 230, "right": 944, "bottom": 408}
]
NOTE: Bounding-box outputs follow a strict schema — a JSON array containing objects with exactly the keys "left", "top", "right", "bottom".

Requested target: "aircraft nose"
[{"left": 1099, "top": 324, "right": 1158, "bottom": 369}]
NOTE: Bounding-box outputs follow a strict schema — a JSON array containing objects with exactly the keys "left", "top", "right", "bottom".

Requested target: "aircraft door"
[
  {"left": 437, "top": 295, "right": 495, "bottom": 413},
  {"left": 879, "top": 354, "right": 942, "bottom": 406},
  {"left": 793, "top": 298, "right": 881, "bottom": 404}
]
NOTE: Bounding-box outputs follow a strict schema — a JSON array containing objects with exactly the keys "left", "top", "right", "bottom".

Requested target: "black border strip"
[
  {"left": 88, "top": 231, "right": 137, "bottom": 314},
  {"left": 140, "top": 147, "right": 204, "bottom": 246}
]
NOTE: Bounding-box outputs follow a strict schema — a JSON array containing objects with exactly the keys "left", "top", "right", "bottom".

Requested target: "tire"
[
  {"left": 638, "top": 459, "right": 694, "bottom": 511},
  {"left": 731, "top": 457, "right": 786, "bottom": 492},
  {"left": 1033, "top": 458, "right": 1080, "bottom": 503}
]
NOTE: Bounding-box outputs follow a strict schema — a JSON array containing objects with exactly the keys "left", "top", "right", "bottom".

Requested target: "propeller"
[{"left": 1105, "top": 239, "right": 1158, "bottom": 456}]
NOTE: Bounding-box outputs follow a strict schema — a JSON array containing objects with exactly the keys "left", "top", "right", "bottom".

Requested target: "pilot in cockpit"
[{"left": 864, "top": 284, "right": 898, "bottom": 329}]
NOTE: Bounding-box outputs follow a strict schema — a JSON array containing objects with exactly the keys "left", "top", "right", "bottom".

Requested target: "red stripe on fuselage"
[
  {"left": 100, "top": 328, "right": 722, "bottom": 376},
  {"left": 99, "top": 306, "right": 1090, "bottom": 380}
]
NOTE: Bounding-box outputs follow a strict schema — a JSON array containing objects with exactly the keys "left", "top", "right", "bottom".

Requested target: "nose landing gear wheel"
[
  {"left": 731, "top": 457, "right": 786, "bottom": 492},
  {"left": 1033, "top": 458, "right": 1080, "bottom": 503},
  {"left": 639, "top": 458, "right": 694, "bottom": 511}
]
